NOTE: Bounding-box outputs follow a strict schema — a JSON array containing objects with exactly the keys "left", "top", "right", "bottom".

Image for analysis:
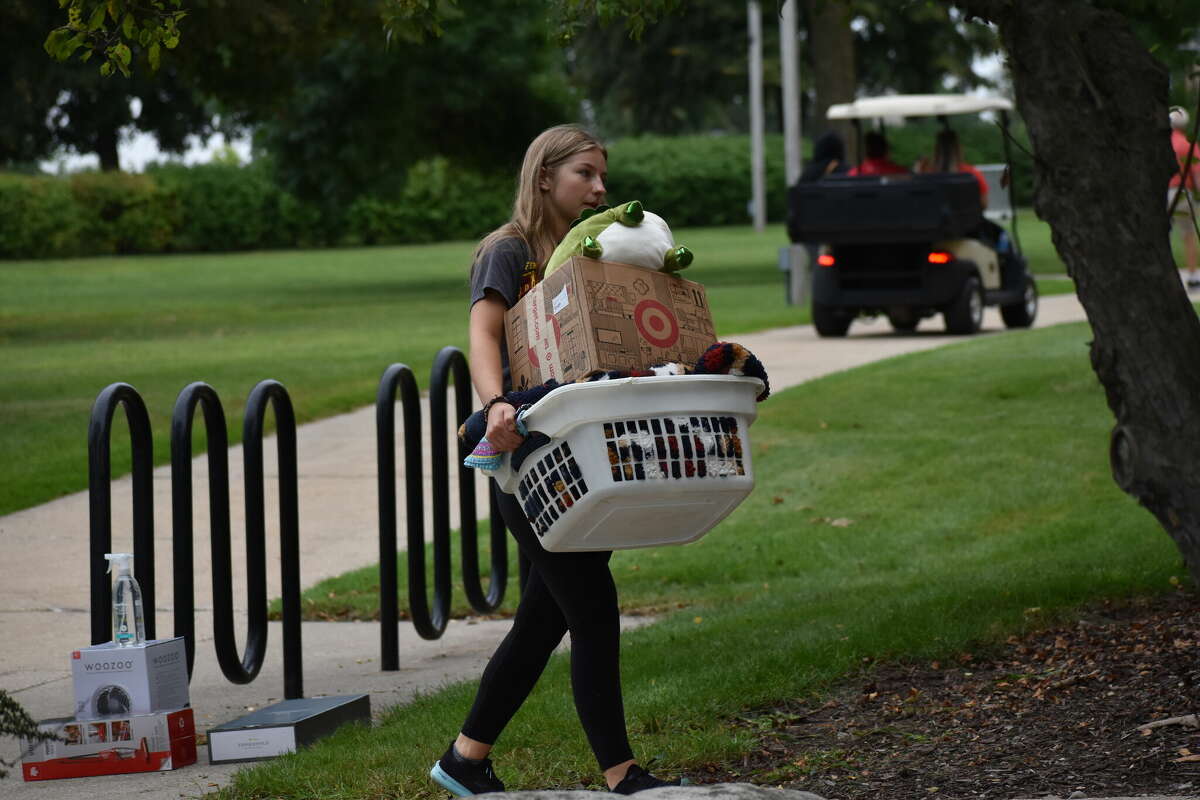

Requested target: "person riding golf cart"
[{"left": 787, "top": 93, "right": 1038, "bottom": 337}]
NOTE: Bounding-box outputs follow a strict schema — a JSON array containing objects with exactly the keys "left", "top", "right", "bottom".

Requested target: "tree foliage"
[
  {"left": 12, "top": 1, "right": 337, "bottom": 171},
  {"left": 567, "top": 0, "right": 768, "bottom": 137},
  {"left": 44, "top": 0, "right": 185, "bottom": 77},
  {"left": 0, "top": 689, "right": 59, "bottom": 779},
  {"left": 379, "top": 0, "right": 686, "bottom": 44},
  {"left": 551, "top": 1, "right": 999, "bottom": 139},
  {"left": 852, "top": 1, "right": 998, "bottom": 96},
  {"left": 253, "top": 0, "right": 572, "bottom": 217},
  {"left": 5, "top": 2, "right": 222, "bottom": 170}
]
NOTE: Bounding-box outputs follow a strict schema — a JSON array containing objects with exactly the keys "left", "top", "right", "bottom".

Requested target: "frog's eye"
[
  {"left": 664, "top": 245, "right": 693, "bottom": 271},
  {"left": 582, "top": 235, "right": 603, "bottom": 259}
]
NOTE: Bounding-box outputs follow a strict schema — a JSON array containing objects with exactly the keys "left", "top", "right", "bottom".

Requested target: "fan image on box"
[
  {"left": 93, "top": 685, "right": 133, "bottom": 716},
  {"left": 492, "top": 374, "right": 762, "bottom": 552}
]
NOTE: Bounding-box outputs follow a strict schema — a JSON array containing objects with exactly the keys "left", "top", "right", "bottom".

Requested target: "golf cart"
[{"left": 787, "top": 94, "right": 1038, "bottom": 336}]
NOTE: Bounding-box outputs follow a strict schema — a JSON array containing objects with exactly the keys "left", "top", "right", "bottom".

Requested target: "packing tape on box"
[{"left": 525, "top": 282, "right": 563, "bottom": 384}]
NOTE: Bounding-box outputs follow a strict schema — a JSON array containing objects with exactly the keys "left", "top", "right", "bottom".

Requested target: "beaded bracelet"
[{"left": 481, "top": 395, "right": 512, "bottom": 419}]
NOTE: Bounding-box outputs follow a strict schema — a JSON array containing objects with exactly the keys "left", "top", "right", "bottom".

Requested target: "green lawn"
[
  {"left": 223, "top": 320, "right": 1182, "bottom": 800},
  {"left": 1013, "top": 208, "right": 1062, "bottom": 275},
  {"left": 0, "top": 218, "right": 1069, "bottom": 516}
]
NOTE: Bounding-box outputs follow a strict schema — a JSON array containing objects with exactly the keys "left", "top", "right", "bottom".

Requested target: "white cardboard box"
[
  {"left": 20, "top": 707, "right": 196, "bottom": 781},
  {"left": 71, "top": 637, "right": 189, "bottom": 719}
]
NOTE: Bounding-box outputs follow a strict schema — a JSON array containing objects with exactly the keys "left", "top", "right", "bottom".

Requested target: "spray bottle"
[{"left": 104, "top": 553, "right": 146, "bottom": 647}]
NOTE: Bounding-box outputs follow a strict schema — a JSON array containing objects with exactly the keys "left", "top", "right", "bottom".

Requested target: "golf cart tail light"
[
  {"left": 817, "top": 254, "right": 835, "bottom": 267},
  {"left": 928, "top": 251, "right": 952, "bottom": 264}
]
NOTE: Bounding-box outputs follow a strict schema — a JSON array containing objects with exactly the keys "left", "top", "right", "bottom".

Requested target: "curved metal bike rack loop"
[
  {"left": 169, "top": 382, "right": 231, "bottom": 679},
  {"left": 242, "top": 380, "right": 303, "bottom": 699},
  {"left": 377, "top": 363, "right": 444, "bottom": 664},
  {"left": 429, "top": 346, "right": 508, "bottom": 615},
  {"left": 89, "top": 383, "right": 157, "bottom": 645}
]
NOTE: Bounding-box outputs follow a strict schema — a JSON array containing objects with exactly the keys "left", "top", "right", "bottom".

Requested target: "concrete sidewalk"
[{"left": 1, "top": 296, "right": 1093, "bottom": 799}]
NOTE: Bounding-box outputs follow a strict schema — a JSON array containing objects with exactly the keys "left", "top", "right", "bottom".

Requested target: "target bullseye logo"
[{"left": 634, "top": 299, "right": 679, "bottom": 348}]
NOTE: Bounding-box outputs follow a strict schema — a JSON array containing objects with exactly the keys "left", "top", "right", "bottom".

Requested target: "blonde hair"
[
  {"left": 932, "top": 129, "right": 964, "bottom": 173},
  {"left": 473, "top": 124, "right": 607, "bottom": 273}
]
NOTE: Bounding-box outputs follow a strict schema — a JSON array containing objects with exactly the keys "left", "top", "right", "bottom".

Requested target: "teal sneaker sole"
[{"left": 430, "top": 762, "right": 474, "bottom": 797}]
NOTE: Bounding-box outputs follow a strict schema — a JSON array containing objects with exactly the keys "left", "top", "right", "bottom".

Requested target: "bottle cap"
[{"left": 104, "top": 552, "right": 134, "bottom": 575}]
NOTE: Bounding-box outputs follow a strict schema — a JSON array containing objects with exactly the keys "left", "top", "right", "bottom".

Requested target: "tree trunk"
[
  {"left": 955, "top": 0, "right": 1200, "bottom": 584},
  {"left": 96, "top": 124, "right": 120, "bottom": 172},
  {"left": 804, "top": 0, "right": 857, "bottom": 160}
]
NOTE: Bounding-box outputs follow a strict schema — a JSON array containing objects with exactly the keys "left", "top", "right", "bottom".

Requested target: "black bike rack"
[
  {"left": 170, "top": 381, "right": 231, "bottom": 678},
  {"left": 89, "top": 347, "right": 517, "bottom": 696},
  {"left": 377, "top": 347, "right": 510, "bottom": 659},
  {"left": 88, "top": 383, "right": 156, "bottom": 646}
]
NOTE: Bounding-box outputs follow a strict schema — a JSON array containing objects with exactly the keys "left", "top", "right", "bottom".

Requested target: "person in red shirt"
[
  {"left": 848, "top": 131, "right": 909, "bottom": 177},
  {"left": 918, "top": 129, "right": 990, "bottom": 207},
  {"left": 1169, "top": 106, "right": 1199, "bottom": 288}
]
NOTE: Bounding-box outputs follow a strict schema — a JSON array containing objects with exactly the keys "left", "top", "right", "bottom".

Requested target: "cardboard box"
[
  {"left": 71, "top": 637, "right": 189, "bottom": 719},
  {"left": 506, "top": 256, "right": 716, "bottom": 391},
  {"left": 20, "top": 707, "right": 195, "bottom": 781},
  {"left": 207, "top": 694, "right": 371, "bottom": 764}
]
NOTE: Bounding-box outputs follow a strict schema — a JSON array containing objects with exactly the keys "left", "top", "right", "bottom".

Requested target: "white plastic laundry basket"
[{"left": 492, "top": 374, "right": 763, "bottom": 552}]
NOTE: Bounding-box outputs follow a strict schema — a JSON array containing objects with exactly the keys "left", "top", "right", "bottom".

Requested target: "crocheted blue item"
[{"left": 463, "top": 409, "right": 530, "bottom": 474}]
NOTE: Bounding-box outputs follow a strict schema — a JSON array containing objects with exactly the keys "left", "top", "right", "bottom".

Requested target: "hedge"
[
  {"left": 342, "top": 157, "right": 514, "bottom": 246},
  {"left": 0, "top": 174, "right": 88, "bottom": 259},
  {"left": 606, "top": 134, "right": 789, "bottom": 227},
  {"left": 69, "top": 171, "right": 177, "bottom": 255},
  {"left": 0, "top": 127, "right": 1034, "bottom": 259}
]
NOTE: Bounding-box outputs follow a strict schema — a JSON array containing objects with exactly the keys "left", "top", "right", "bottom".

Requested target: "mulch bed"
[{"left": 699, "top": 590, "right": 1200, "bottom": 799}]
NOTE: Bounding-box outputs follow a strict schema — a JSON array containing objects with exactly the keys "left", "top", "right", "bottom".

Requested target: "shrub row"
[
  {"left": 343, "top": 157, "right": 514, "bottom": 247},
  {"left": 605, "top": 134, "right": 789, "bottom": 227},
  {"left": 0, "top": 164, "right": 317, "bottom": 259},
  {"left": 1, "top": 128, "right": 1032, "bottom": 259}
]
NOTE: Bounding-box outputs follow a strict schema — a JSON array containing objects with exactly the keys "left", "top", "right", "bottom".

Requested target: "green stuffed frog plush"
[{"left": 543, "top": 200, "right": 693, "bottom": 276}]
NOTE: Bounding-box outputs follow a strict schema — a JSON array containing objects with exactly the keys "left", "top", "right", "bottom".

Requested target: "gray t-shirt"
[{"left": 469, "top": 237, "right": 537, "bottom": 391}]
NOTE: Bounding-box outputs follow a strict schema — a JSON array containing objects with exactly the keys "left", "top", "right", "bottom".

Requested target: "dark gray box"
[{"left": 207, "top": 694, "right": 370, "bottom": 764}]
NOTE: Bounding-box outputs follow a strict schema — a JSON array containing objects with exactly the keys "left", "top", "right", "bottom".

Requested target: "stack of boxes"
[{"left": 20, "top": 637, "right": 195, "bottom": 781}]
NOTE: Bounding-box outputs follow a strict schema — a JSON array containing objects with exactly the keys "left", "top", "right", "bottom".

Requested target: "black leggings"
[{"left": 460, "top": 486, "right": 633, "bottom": 771}]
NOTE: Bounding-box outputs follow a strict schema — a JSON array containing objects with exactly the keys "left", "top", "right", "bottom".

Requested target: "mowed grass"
[
  {"left": 1, "top": 216, "right": 1074, "bottom": 517},
  {"left": 0, "top": 224, "right": 792, "bottom": 516},
  {"left": 223, "top": 320, "right": 1183, "bottom": 800}
]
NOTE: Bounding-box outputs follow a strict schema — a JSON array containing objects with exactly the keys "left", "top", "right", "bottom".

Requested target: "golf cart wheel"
[
  {"left": 886, "top": 308, "right": 920, "bottom": 333},
  {"left": 943, "top": 275, "right": 984, "bottom": 334},
  {"left": 1000, "top": 275, "right": 1038, "bottom": 328},
  {"left": 812, "top": 303, "right": 852, "bottom": 337}
]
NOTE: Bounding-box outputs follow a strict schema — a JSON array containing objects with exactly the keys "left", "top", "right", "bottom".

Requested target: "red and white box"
[{"left": 20, "top": 707, "right": 196, "bottom": 781}]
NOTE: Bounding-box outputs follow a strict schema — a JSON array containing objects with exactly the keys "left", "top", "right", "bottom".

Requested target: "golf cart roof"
[{"left": 827, "top": 93, "right": 1014, "bottom": 120}]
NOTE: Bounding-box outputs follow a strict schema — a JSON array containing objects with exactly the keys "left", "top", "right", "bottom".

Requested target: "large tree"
[
  {"left": 948, "top": 0, "right": 1200, "bottom": 582},
  {"left": 804, "top": 0, "right": 857, "bottom": 145}
]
